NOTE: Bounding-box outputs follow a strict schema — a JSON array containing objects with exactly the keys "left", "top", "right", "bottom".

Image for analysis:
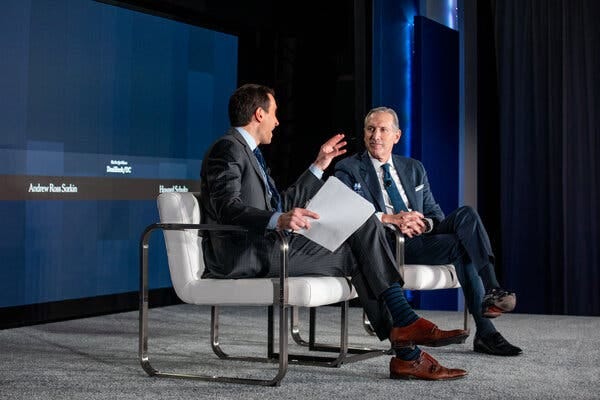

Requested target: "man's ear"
[
  {"left": 394, "top": 129, "right": 402, "bottom": 144},
  {"left": 254, "top": 107, "right": 264, "bottom": 122}
]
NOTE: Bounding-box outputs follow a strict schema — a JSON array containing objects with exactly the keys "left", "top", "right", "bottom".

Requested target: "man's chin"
[{"left": 368, "top": 148, "right": 387, "bottom": 161}]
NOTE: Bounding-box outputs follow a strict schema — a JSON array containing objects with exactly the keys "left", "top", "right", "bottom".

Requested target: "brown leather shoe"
[
  {"left": 389, "top": 317, "right": 469, "bottom": 349},
  {"left": 389, "top": 352, "right": 467, "bottom": 380}
]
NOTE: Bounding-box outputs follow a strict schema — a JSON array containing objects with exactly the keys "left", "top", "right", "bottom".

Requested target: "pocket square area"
[{"left": 415, "top": 184, "right": 424, "bottom": 191}]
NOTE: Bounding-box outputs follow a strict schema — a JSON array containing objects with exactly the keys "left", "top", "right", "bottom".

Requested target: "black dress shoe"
[{"left": 474, "top": 332, "right": 522, "bottom": 356}]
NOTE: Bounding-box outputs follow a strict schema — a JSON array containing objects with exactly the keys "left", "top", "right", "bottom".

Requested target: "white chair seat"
[
  {"left": 402, "top": 264, "right": 460, "bottom": 290},
  {"left": 179, "top": 276, "right": 357, "bottom": 307}
]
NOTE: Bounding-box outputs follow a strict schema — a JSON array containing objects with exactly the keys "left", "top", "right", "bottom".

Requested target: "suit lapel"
[
  {"left": 230, "top": 129, "right": 271, "bottom": 205},
  {"left": 393, "top": 155, "right": 419, "bottom": 212},
  {"left": 360, "top": 152, "right": 387, "bottom": 212},
  {"left": 231, "top": 130, "right": 263, "bottom": 178}
]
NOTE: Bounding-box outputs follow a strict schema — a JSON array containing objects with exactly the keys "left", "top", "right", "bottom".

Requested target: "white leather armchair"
[{"left": 138, "top": 192, "right": 388, "bottom": 387}]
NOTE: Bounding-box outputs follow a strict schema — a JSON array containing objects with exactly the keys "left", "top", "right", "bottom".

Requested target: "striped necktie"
[{"left": 381, "top": 163, "right": 408, "bottom": 213}]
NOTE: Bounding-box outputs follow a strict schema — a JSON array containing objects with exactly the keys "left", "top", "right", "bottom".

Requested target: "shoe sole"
[
  {"left": 483, "top": 305, "right": 504, "bottom": 318},
  {"left": 474, "top": 344, "right": 522, "bottom": 357},
  {"left": 392, "top": 332, "right": 470, "bottom": 349},
  {"left": 474, "top": 348, "right": 522, "bottom": 356},
  {"left": 390, "top": 372, "right": 467, "bottom": 381}
]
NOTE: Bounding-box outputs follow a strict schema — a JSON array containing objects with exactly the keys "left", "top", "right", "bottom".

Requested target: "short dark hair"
[{"left": 228, "top": 83, "right": 275, "bottom": 127}]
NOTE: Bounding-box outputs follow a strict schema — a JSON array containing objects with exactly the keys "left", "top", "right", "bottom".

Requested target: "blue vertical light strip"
[
  {"left": 400, "top": 20, "right": 414, "bottom": 157},
  {"left": 371, "top": 0, "right": 417, "bottom": 158},
  {"left": 447, "top": 0, "right": 457, "bottom": 30}
]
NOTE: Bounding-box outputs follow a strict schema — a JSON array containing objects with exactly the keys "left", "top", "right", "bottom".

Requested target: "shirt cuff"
[
  {"left": 423, "top": 217, "right": 434, "bottom": 233},
  {"left": 375, "top": 211, "right": 384, "bottom": 222},
  {"left": 309, "top": 164, "right": 324, "bottom": 179},
  {"left": 267, "top": 212, "right": 283, "bottom": 230}
]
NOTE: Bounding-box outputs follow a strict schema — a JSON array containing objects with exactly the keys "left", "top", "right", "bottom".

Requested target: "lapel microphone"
[{"left": 384, "top": 179, "right": 392, "bottom": 188}]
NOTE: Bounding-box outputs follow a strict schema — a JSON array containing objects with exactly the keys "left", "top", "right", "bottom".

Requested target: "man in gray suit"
[
  {"left": 200, "top": 84, "right": 469, "bottom": 380},
  {"left": 334, "top": 106, "right": 522, "bottom": 357}
]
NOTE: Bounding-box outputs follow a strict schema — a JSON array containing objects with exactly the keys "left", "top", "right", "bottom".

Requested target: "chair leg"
[
  {"left": 210, "top": 306, "right": 228, "bottom": 358},
  {"left": 307, "top": 303, "right": 392, "bottom": 363},
  {"left": 290, "top": 306, "right": 309, "bottom": 346},
  {"left": 463, "top": 293, "right": 470, "bottom": 331},
  {"left": 272, "top": 305, "right": 349, "bottom": 367},
  {"left": 362, "top": 310, "right": 377, "bottom": 336},
  {"left": 283, "top": 305, "right": 391, "bottom": 364}
]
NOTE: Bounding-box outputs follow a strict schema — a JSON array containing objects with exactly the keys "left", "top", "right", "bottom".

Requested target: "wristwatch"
[{"left": 422, "top": 218, "right": 432, "bottom": 233}]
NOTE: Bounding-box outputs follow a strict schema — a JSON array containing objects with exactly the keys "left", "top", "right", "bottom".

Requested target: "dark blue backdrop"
[{"left": 0, "top": 0, "right": 237, "bottom": 308}]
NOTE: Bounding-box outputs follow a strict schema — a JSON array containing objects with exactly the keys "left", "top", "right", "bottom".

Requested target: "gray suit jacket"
[
  {"left": 200, "top": 128, "right": 322, "bottom": 278},
  {"left": 334, "top": 151, "right": 445, "bottom": 228}
]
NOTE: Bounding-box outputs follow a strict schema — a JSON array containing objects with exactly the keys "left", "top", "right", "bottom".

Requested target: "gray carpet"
[{"left": 1, "top": 304, "right": 598, "bottom": 400}]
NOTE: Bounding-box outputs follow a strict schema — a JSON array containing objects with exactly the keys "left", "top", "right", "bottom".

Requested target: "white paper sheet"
[{"left": 296, "top": 176, "right": 375, "bottom": 252}]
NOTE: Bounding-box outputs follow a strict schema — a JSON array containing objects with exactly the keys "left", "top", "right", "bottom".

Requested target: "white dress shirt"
[{"left": 368, "top": 153, "right": 433, "bottom": 233}]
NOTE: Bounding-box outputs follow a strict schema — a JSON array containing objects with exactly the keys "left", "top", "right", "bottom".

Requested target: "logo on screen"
[{"left": 106, "top": 160, "right": 132, "bottom": 174}]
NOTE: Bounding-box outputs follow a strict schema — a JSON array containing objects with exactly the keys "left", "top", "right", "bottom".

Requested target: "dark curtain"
[{"left": 484, "top": 0, "right": 600, "bottom": 315}]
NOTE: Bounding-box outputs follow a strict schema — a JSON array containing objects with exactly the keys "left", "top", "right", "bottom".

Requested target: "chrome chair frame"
[
  {"left": 290, "top": 306, "right": 393, "bottom": 358},
  {"left": 139, "top": 222, "right": 289, "bottom": 386},
  {"left": 139, "top": 222, "right": 388, "bottom": 387}
]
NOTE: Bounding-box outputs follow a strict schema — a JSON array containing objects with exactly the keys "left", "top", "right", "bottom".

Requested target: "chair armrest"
[
  {"left": 144, "top": 222, "right": 245, "bottom": 235},
  {"left": 384, "top": 225, "right": 405, "bottom": 280}
]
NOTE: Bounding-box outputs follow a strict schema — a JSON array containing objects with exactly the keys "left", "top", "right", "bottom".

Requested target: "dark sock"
[
  {"left": 478, "top": 264, "right": 500, "bottom": 292},
  {"left": 478, "top": 329, "right": 497, "bottom": 341},
  {"left": 476, "top": 320, "right": 497, "bottom": 338},
  {"left": 396, "top": 345, "right": 421, "bottom": 360},
  {"left": 382, "top": 282, "right": 419, "bottom": 327}
]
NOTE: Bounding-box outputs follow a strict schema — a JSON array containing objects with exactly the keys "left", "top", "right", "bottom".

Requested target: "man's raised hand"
[{"left": 313, "top": 133, "right": 347, "bottom": 171}]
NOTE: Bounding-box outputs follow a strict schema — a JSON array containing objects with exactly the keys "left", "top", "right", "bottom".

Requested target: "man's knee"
[
  {"left": 457, "top": 205, "right": 476, "bottom": 216},
  {"left": 455, "top": 205, "right": 481, "bottom": 225},
  {"left": 354, "top": 214, "right": 385, "bottom": 238}
]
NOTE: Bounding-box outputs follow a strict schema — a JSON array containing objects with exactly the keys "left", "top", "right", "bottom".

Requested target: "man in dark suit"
[
  {"left": 334, "top": 106, "right": 522, "bottom": 356},
  {"left": 200, "top": 84, "right": 469, "bottom": 380}
]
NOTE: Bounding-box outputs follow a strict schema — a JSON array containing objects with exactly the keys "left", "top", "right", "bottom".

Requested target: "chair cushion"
[
  {"left": 178, "top": 276, "right": 357, "bottom": 307},
  {"left": 402, "top": 264, "right": 461, "bottom": 290}
]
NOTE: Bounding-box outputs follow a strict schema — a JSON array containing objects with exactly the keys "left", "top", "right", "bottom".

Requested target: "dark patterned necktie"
[
  {"left": 253, "top": 147, "right": 282, "bottom": 211},
  {"left": 381, "top": 163, "right": 408, "bottom": 213}
]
